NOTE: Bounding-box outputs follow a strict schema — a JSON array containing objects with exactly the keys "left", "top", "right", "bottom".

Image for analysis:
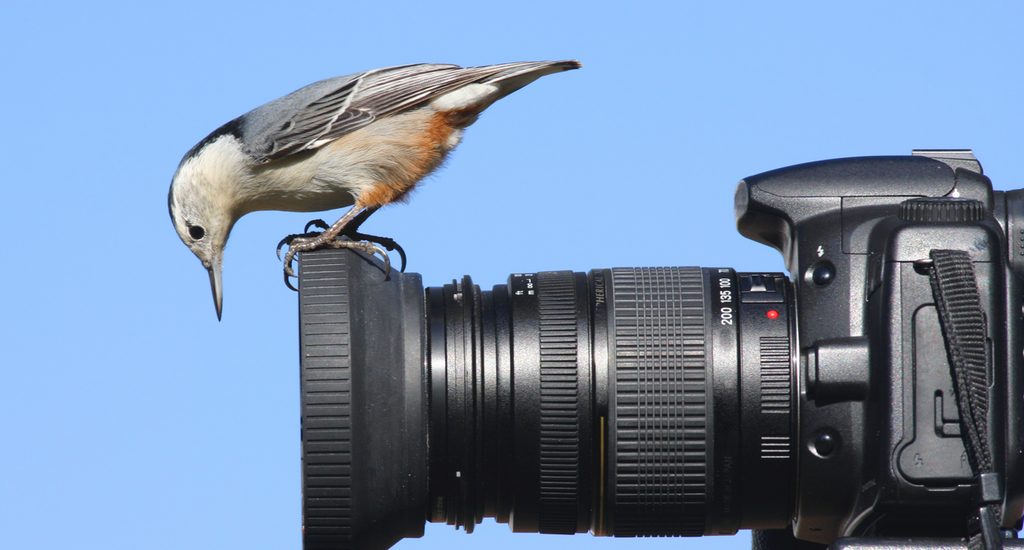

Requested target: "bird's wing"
[{"left": 247, "top": 63, "right": 522, "bottom": 162}]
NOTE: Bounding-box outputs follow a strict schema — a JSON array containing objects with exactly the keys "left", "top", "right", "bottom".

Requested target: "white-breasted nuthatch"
[{"left": 168, "top": 60, "right": 581, "bottom": 319}]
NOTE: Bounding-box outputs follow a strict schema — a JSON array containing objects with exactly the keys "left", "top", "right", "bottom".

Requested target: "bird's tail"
[{"left": 477, "top": 60, "right": 582, "bottom": 101}]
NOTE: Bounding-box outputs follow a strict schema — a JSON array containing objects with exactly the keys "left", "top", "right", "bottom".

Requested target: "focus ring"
[
  {"left": 537, "top": 271, "right": 581, "bottom": 534},
  {"left": 611, "top": 267, "right": 708, "bottom": 536}
]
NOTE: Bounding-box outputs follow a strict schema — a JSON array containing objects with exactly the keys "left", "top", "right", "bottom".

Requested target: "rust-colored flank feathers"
[{"left": 355, "top": 111, "right": 459, "bottom": 209}]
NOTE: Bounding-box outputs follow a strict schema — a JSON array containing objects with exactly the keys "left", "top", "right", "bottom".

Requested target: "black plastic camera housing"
[
  {"left": 297, "top": 150, "right": 1024, "bottom": 549},
  {"left": 735, "top": 150, "right": 1024, "bottom": 541}
]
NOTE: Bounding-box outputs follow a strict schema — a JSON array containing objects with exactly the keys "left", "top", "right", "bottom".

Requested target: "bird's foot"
[
  {"left": 278, "top": 216, "right": 406, "bottom": 291},
  {"left": 281, "top": 236, "right": 393, "bottom": 291}
]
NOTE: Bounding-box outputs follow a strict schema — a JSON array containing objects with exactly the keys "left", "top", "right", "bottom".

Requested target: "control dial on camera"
[{"left": 897, "top": 197, "right": 986, "bottom": 223}]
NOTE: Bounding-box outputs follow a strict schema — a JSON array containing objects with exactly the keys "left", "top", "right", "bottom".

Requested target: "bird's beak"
[{"left": 208, "top": 262, "right": 223, "bottom": 321}]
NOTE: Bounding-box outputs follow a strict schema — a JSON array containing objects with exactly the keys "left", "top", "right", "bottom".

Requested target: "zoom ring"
[
  {"left": 611, "top": 267, "right": 708, "bottom": 536},
  {"left": 537, "top": 271, "right": 581, "bottom": 534}
]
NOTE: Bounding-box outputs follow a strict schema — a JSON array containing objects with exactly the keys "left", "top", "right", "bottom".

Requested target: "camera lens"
[{"left": 298, "top": 250, "right": 797, "bottom": 549}]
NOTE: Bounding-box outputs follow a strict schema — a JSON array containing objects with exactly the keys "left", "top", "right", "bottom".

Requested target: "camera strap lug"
[{"left": 926, "top": 249, "right": 1004, "bottom": 550}]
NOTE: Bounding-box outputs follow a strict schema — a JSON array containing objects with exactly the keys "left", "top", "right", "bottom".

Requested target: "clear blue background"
[{"left": 2, "top": 1, "right": 1022, "bottom": 548}]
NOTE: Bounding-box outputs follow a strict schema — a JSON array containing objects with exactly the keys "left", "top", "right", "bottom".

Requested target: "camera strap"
[{"left": 927, "top": 249, "right": 1004, "bottom": 550}]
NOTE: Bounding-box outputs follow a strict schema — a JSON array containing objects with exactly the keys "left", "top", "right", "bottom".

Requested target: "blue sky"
[{"left": 1, "top": 1, "right": 1022, "bottom": 549}]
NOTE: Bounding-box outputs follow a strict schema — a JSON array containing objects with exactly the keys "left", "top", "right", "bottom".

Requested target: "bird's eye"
[{"left": 188, "top": 225, "right": 206, "bottom": 240}]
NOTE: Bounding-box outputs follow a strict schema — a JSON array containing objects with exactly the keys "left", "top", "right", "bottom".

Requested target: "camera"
[{"left": 295, "top": 150, "right": 1024, "bottom": 550}]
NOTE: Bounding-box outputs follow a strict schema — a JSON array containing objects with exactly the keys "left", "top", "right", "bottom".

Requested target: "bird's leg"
[
  {"left": 308, "top": 205, "right": 366, "bottom": 243},
  {"left": 343, "top": 207, "right": 378, "bottom": 234}
]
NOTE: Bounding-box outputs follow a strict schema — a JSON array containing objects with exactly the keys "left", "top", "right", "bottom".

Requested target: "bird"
[{"left": 168, "top": 60, "right": 581, "bottom": 319}]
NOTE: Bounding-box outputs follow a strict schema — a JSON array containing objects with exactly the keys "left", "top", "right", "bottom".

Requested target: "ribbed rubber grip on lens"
[
  {"left": 300, "top": 253, "right": 354, "bottom": 547},
  {"left": 537, "top": 271, "right": 581, "bottom": 534},
  {"left": 611, "top": 267, "right": 708, "bottom": 536}
]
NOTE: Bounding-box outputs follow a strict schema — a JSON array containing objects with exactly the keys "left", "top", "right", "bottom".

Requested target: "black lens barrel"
[{"left": 299, "top": 250, "right": 797, "bottom": 549}]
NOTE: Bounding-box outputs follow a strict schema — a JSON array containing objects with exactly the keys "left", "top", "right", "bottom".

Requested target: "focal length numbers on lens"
[{"left": 715, "top": 268, "right": 738, "bottom": 326}]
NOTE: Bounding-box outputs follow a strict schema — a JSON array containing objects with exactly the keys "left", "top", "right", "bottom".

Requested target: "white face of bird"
[{"left": 168, "top": 158, "right": 236, "bottom": 320}]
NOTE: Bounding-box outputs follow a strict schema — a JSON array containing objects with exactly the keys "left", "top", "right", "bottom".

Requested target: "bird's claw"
[
  {"left": 395, "top": 245, "right": 407, "bottom": 273},
  {"left": 284, "top": 269, "right": 300, "bottom": 292},
  {"left": 277, "top": 232, "right": 312, "bottom": 261},
  {"left": 354, "top": 241, "right": 392, "bottom": 276},
  {"left": 348, "top": 232, "right": 407, "bottom": 273},
  {"left": 304, "top": 219, "right": 330, "bottom": 233}
]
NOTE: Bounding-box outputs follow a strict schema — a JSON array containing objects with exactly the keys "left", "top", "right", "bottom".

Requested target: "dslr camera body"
[
  {"left": 736, "top": 150, "right": 1023, "bottom": 546},
  {"left": 296, "top": 150, "right": 1024, "bottom": 550}
]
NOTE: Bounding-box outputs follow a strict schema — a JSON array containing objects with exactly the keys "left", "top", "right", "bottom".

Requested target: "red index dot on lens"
[{"left": 766, "top": 309, "right": 780, "bottom": 320}]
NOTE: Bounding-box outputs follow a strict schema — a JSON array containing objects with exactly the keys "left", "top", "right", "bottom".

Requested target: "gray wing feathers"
[
  {"left": 265, "top": 78, "right": 366, "bottom": 158},
  {"left": 476, "top": 60, "right": 581, "bottom": 99},
  {"left": 239, "top": 73, "right": 364, "bottom": 160},
  {"left": 244, "top": 61, "right": 580, "bottom": 162}
]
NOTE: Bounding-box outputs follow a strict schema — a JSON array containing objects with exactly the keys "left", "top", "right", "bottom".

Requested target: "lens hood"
[{"left": 298, "top": 248, "right": 426, "bottom": 550}]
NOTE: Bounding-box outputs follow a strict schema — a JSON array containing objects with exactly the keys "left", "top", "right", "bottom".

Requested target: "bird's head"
[{"left": 168, "top": 137, "right": 244, "bottom": 320}]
